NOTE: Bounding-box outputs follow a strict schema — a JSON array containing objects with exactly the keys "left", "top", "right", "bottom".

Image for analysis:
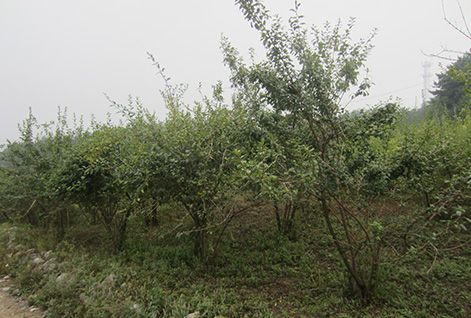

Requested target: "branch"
[
  {"left": 442, "top": 0, "right": 471, "bottom": 40},
  {"left": 456, "top": 0, "right": 471, "bottom": 37},
  {"left": 422, "top": 48, "right": 465, "bottom": 62},
  {"left": 1, "top": 210, "right": 11, "bottom": 222}
]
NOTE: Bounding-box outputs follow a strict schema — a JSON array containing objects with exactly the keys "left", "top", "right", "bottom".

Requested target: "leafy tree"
[
  {"left": 225, "top": 0, "right": 384, "bottom": 301},
  {"left": 107, "top": 95, "right": 164, "bottom": 227},
  {"left": 430, "top": 53, "right": 471, "bottom": 116},
  {"left": 147, "top": 81, "right": 255, "bottom": 260},
  {"left": 344, "top": 103, "right": 401, "bottom": 197},
  {"left": 391, "top": 113, "right": 471, "bottom": 230},
  {"left": 0, "top": 108, "right": 80, "bottom": 238},
  {"left": 55, "top": 125, "right": 141, "bottom": 251},
  {"left": 237, "top": 112, "right": 317, "bottom": 239}
]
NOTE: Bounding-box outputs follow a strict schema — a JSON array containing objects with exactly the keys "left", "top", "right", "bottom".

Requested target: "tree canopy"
[{"left": 430, "top": 53, "right": 471, "bottom": 116}]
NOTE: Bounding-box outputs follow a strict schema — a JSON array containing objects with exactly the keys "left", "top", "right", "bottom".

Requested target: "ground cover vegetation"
[{"left": 0, "top": 1, "right": 470, "bottom": 317}]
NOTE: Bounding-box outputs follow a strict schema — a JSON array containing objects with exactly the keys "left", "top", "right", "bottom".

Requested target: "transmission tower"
[{"left": 422, "top": 61, "right": 432, "bottom": 107}]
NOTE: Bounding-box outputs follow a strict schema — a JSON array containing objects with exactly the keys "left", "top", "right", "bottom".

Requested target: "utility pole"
[{"left": 422, "top": 61, "right": 432, "bottom": 107}]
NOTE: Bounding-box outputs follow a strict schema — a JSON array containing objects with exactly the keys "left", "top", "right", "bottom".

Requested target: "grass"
[{"left": 0, "top": 202, "right": 469, "bottom": 317}]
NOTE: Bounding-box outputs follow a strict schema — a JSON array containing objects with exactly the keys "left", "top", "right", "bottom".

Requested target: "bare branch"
[
  {"left": 422, "top": 47, "right": 467, "bottom": 62},
  {"left": 456, "top": 0, "right": 471, "bottom": 37},
  {"left": 442, "top": 0, "right": 471, "bottom": 40}
]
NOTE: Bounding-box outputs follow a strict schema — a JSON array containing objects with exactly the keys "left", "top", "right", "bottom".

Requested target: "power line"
[{"left": 351, "top": 83, "right": 423, "bottom": 104}]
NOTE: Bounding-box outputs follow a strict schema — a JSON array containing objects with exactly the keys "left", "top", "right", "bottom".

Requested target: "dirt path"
[{"left": 0, "top": 276, "right": 43, "bottom": 318}]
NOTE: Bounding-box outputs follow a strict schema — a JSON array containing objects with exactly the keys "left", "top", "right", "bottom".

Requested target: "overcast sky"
[{"left": 1, "top": 0, "right": 470, "bottom": 144}]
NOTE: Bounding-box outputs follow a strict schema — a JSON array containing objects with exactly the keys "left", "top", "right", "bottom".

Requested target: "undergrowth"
[{"left": 0, "top": 203, "right": 469, "bottom": 318}]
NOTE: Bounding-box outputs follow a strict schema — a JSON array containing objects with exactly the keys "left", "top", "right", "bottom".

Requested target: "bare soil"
[{"left": 0, "top": 276, "right": 43, "bottom": 318}]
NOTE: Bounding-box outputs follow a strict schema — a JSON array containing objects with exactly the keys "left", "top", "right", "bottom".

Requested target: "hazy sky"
[{"left": 1, "top": 0, "right": 470, "bottom": 144}]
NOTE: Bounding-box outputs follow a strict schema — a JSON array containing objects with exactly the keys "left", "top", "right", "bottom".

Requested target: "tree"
[
  {"left": 225, "top": 0, "right": 385, "bottom": 302},
  {"left": 0, "top": 108, "right": 80, "bottom": 238},
  {"left": 237, "top": 112, "right": 317, "bottom": 239},
  {"left": 145, "top": 79, "right": 255, "bottom": 260},
  {"left": 430, "top": 53, "right": 471, "bottom": 116},
  {"left": 55, "top": 125, "right": 141, "bottom": 251}
]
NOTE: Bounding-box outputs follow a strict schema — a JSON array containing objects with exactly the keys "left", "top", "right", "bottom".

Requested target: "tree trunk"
[
  {"left": 193, "top": 227, "right": 207, "bottom": 260},
  {"left": 55, "top": 208, "right": 68, "bottom": 241}
]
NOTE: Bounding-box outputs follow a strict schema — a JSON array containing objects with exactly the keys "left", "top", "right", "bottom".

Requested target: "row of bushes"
[
  {"left": 2, "top": 102, "right": 469, "bottom": 297},
  {"left": 1, "top": 0, "right": 470, "bottom": 303}
]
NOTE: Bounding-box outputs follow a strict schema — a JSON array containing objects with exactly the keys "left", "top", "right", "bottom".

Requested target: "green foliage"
[
  {"left": 391, "top": 112, "right": 471, "bottom": 230},
  {"left": 0, "top": 0, "right": 470, "bottom": 315},
  {"left": 138, "top": 80, "right": 260, "bottom": 260},
  {"left": 225, "top": 0, "right": 383, "bottom": 302},
  {"left": 429, "top": 53, "right": 471, "bottom": 117},
  {"left": 55, "top": 125, "right": 137, "bottom": 251},
  {"left": 344, "top": 103, "right": 402, "bottom": 196},
  {"left": 0, "top": 108, "right": 82, "bottom": 237},
  {"left": 1, "top": 202, "right": 470, "bottom": 318},
  {"left": 237, "top": 115, "right": 317, "bottom": 238}
]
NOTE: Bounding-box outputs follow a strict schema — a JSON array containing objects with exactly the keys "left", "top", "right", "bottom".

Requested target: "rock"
[
  {"left": 130, "top": 303, "right": 142, "bottom": 312},
  {"left": 79, "top": 293, "right": 87, "bottom": 304},
  {"left": 32, "top": 257, "right": 45, "bottom": 266},
  {"left": 41, "top": 259, "right": 57, "bottom": 272},
  {"left": 7, "top": 242, "right": 25, "bottom": 252},
  {"left": 56, "top": 273, "right": 70, "bottom": 286},
  {"left": 1, "top": 287, "right": 11, "bottom": 292},
  {"left": 13, "top": 250, "right": 25, "bottom": 259},
  {"left": 43, "top": 250, "right": 53, "bottom": 259},
  {"left": 185, "top": 312, "right": 201, "bottom": 318},
  {"left": 98, "top": 274, "right": 116, "bottom": 289},
  {"left": 24, "top": 249, "right": 37, "bottom": 260},
  {"left": 7, "top": 231, "right": 16, "bottom": 246}
]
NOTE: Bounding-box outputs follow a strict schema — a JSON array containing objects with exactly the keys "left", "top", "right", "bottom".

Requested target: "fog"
[{"left": 1, "top": 0, "right": 469, "bottom": 144}]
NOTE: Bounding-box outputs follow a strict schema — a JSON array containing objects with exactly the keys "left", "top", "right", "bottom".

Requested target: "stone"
[
  {"left": 43, "top": 250, "right": 53, "bottom": 259},
  {"left": 13, "top": 250, "right": 25, "bottom": 259},
  {"left": 185, "top": 312, "right": 201, "bottom": 318},
  {"left": 32, "top": 257, "right": 45, "bottom": 266},
  {"left": 79, "top": 293, "right": 87, "bottom": 304},
  {"left": 56, "top": 273, "right": 70, "bottom": 286},
  {"left": 41, "top": 259, "right": 58, "bottom": 272},
  {"left": 25, "top": 248, "right": 36, "bottom": 255},
  {"left": 98, "top": 274, "right": 116, "bottom": 289},
  {"left": 130, "top": 303, "right": 142, "bottom": 312},
  {"left": 7, "top": 242, "right": 21, "bottom": 251},
  {"left": 24, "top": 249, "right": 37, "bottom": 260}
]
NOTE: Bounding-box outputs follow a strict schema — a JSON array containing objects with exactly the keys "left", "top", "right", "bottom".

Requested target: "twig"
[
  {"left": 456, "top": 0, "right": 471, "bottom": 37},
  {"left": 17, "top": 199, "right": 37, "bottom": 220},
  {"left": 426, "top": 242, "right": 439, "bottom": 274},
  {"left": 442, "top": 0, "right": 471, "bottom": 40},
  {"left": 0, "top": 210, "right": 11, "bottom": 221}
]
